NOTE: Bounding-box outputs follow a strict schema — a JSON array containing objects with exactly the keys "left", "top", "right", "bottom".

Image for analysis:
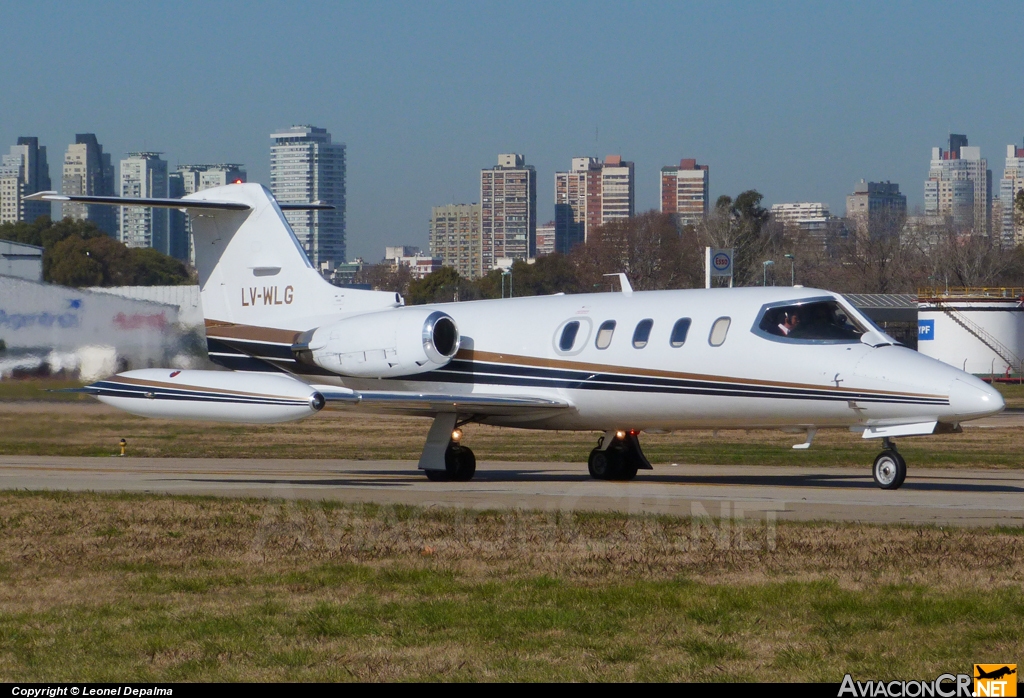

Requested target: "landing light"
[
  {"left": 615, "top": 430, "right": 626, "bottom": 440},
  {"left": 451, "top": 429, "right": 463, "bottom": 443}
]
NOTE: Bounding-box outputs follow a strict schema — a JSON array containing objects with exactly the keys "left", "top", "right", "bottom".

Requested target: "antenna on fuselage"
[{"left": 603, "top": 273, "right": 633, "bottom": 296}]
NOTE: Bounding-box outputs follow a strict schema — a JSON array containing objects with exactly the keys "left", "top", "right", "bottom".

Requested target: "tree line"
[
  {"left": 358, "top": 190, "right": 1024, "bottom": 304},
  {"left": 0, "top": 217, "right": 192, "bottom": 287}
]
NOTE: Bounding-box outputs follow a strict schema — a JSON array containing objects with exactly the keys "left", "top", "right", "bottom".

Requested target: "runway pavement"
[{"left": 1, "top": 455, "right": 1022, "bottom": 527}]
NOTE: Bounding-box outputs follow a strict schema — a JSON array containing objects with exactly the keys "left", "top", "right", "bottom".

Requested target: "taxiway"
[{"left": 0, "top": 456, "right": 1021, "bottom": 527}]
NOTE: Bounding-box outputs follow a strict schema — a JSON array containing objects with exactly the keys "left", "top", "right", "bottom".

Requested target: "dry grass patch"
[
  {"left": 1, "top": 401, "right": 1022, "bottom": 469},
  {"left": 0, "top": 491, "right": 1021, "bottom": 681}
]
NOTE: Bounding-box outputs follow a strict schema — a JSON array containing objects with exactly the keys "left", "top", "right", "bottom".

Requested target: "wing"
[{"left": 314, "top": 385, "right": 573, "bottom": 418}]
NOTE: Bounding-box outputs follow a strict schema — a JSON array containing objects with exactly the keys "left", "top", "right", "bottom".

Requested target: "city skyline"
[{"left": 2, "top": 2, "right": 1023, "bottom": 260}]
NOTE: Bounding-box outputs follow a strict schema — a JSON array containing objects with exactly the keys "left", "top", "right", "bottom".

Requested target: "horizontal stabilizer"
[
  {"left": 25, "top": 191, "right": 251, "bottom": 211},
  {"left": 26, "top": 191, "right": 335, "bottom": 212}
]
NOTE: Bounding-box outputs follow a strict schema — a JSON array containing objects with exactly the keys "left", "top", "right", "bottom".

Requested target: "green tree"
[
  {"left": 406, "top": 266, "right": 476, "bottom": 304},
  {"left": 125, "top": 246, "right": 191, "bottom": 286},
  {"left": 702, "top": 190, "right": 774, "bottom": 286},
  {"left": 354, "top": 263, "right": 413, "bottom": 294},
  {"left": 3, "top": 216, "right": 190, "bottom": 287},
  {"left": 45, "top": 236, "right": 107, "bottom": 287},
  {"left": 475, "top": 254, "right": 586, "bottom": 299}
]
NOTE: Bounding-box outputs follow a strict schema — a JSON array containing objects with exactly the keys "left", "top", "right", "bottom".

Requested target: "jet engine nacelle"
[
  {"left": 294, "top": 308, "right": 460, "bottom": 378},
  {"left": 88, "top": 369, "right": 326, "bottom": 424}
]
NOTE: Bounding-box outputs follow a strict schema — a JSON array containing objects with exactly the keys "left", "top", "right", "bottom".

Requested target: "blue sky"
[{"left": 2, "top": 1, "right": 1022, "bottom": 260}]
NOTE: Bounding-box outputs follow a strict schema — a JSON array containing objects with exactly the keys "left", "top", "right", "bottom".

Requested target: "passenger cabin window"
[
  {"left": 669, "top": 318, "right": 691, "bottom": 347},
  {"left": 758, "top": 300, "right": 866, "bottom": 342},
  {"left": 632, "top": 319, "right": 654, "bottom": 348},
  {"left": 709, "top": 317, "right": 731, "bottom": 346},
  {"left": 595, "top": 320, "right": 616, "bottom": 350},
  {"left": 559, "top": 321, "right": 581, "bottom": 351}
]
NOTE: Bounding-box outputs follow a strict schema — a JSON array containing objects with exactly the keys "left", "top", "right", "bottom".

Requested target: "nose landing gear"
[
  {"left": 872, "top": 438, "right": 906, "bottom": 490},
  {"left": 587, "top": 430, "right": 652, "bottom": 481}
]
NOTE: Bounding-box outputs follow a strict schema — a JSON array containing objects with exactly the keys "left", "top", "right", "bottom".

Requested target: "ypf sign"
[{"left": 705, "top": 247, "right": 734, "bottom": 287}]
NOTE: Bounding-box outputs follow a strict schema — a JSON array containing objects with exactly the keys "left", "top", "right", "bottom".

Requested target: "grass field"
[
  {"left": 0, "top": 378, "right": 1021, "bottom": 681},
  {"left": 0, "top": 491, "right": 1021, "bottom": 682}
]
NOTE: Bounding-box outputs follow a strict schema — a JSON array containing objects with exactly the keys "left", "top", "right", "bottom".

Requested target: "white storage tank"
[{"left": 917, "top": 288, "right": 1024, "bottom": 376}]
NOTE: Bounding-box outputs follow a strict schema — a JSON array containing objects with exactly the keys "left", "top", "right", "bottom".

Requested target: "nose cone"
[{"left": 948, "top": 377, "right": 1004, "bottom": 420}]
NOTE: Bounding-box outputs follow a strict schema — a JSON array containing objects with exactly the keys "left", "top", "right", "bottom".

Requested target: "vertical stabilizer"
[{"left": 185, "top": 184, "right": 400, "bottom": 330}]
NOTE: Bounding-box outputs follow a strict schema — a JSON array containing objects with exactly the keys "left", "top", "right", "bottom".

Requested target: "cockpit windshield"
[{"left": 757, "top": 299, "right": 867, "bottom": 342}]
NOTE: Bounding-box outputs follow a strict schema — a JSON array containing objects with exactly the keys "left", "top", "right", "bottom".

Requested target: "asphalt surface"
[{"left": 1, "top": 455, "right": 1022, "bottom": 528}]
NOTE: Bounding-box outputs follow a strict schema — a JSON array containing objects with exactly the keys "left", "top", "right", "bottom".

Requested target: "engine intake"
[{"left": 294, "top": 308, "right": 461, "bottom": 378}]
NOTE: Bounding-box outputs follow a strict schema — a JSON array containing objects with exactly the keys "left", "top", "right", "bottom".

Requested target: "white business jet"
[{"left": 27, "top": 184, "right": 1004, "bottom": 489}]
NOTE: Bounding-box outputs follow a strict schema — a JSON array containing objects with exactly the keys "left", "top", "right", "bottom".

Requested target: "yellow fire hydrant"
[{"left": 119, "top": 438, "right": 127, "bottom": 457}]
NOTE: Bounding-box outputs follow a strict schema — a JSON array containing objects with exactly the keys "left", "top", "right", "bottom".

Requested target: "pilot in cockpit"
[{"left": 777, "top": 311, "right": 799, "bottom": 336}]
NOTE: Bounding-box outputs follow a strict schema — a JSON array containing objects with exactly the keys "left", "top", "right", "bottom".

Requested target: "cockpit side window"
[
  {"left": 632, "top": 319, "right": 654, "bottom": 348},
  {"left": 758, "top": 299, "right": 866, "bottom": 342}
]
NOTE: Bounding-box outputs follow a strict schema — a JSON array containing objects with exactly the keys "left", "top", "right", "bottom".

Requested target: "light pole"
[
  {"left": 762, "top": 260, "right": 774, "bottom": 287},
  {"left": 501, "top": 269, "right": 512, "bottom": 298},
  {"left": 784, "top": 253, "right": 795, "bottom": 286}
]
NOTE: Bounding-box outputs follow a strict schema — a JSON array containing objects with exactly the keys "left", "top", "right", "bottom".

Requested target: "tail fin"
[
  {"left": 186, "top": 183, "right": 400, "bottom": 330},
  {"left": 25, "top": 184, "right": 402, "bottom": 331}
]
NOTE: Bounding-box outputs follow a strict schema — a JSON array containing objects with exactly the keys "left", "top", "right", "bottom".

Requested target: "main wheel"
[
  {"left": 450, "top": 445, "right": 476, "bottom": 482},
  {"left": 588, "top": 447, "right": 620, "bottom": 480},
  {"left": 872, "top": 450, "right": 906, "bottom": 490},
  {"left": 612, "top": 462, "right": 639, "bottom": 481}
]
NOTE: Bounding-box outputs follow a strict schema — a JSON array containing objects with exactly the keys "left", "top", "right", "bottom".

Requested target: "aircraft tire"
[
  {"left": 872, "top": 449, "right": 906, "bottom": 490},
  {"left": 450, "top": 445, "right": 476, "bottom": 482},
  {"left": 613, "top": 462, "right": 639, "bottom": 481},
  {"left": 425, "top": 468, "right": 451, "bottom": 482},
  {"left": 588, "top": 448, "right": 618, "bottom": 480}
]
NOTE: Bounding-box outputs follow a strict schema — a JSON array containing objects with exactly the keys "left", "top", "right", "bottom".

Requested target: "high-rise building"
[
  {"left": 169, "top": 164, "right": 247, "bottom": 263},
  {"left": 598, "top": 155, "right": 635, "bottom": 224},
  {"left": 998, "top": 143, "right": 1024, "bottom": 246},
  {"left": 0, "top": 137, "right": 51, "bottom": 224},
  {"left": 480, "top": 154, "right": 536, "bottom": 268},
  {"left": 174, "top": 163, "right": 247, "bottom": 196},
  {"left": 535, "top": 221, "right": 556, "bottom": 257},
  {"left": 554, "top": 157, "right": 600, "bottom": 254},
  {"left": 270, "top": 125, "right": 346, "bottom": 272},
  {"left": 429, "top": 203, "right": 483, "bottom": 279},
  {"left": 61, "top": 134, "right": 116, "bottom": 236},
  {"left": 119, "top": 152, "right": 168, "bottom": 253},
  {"left": 845, "top": 180, "right": 906, "bottom": 236},
  {"left": 924, "top": 134, "right": 992, "bottom": 233},
  {"left": 554, "top": 155, "right": 635, "bottom": 254},
  {"left": 660, "top": 158, "right": 709, "bottom": 226}
]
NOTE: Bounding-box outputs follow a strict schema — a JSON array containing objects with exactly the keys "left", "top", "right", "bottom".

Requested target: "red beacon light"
[{"left": 233, "top": 179, "right": 243, "bottom": 184}]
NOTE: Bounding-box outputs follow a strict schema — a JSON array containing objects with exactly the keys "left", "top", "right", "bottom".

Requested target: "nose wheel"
[{"left": 872, "top": 445, "right": 906, "bottom": 490}]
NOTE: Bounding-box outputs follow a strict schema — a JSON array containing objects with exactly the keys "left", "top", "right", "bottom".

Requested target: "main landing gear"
[
  {"left": 425, "top": 438, "right": 477, "bottom": 482},
  {"left": 419, "top": 414, "right": 476, "bottom": 482},
  {"left": 588, "top": 430, "right": 653, "bottom": 481},
  {"left": 872, "top": 438, "right": 907, "bottom": 490}
]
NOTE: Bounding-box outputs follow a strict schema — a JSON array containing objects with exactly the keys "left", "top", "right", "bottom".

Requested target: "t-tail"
[{"left": 27, "top": 183, "right": 402, "bottom": 332}]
